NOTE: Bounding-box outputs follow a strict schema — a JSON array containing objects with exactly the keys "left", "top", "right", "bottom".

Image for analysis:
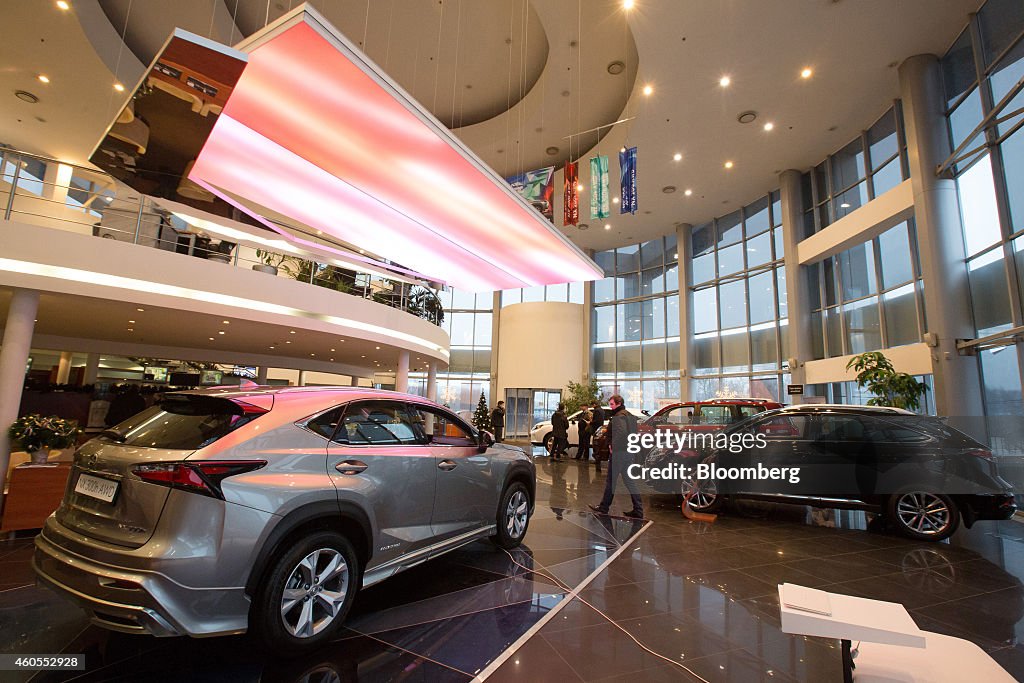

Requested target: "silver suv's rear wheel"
[{"left": 253, "top": 531, "right": 359, "bottom": 655}]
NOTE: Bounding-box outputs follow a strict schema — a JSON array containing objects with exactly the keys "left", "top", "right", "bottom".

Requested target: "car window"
[
  {"left": 862, "top": 415, "right": 930, "bottom": 443},
  {"left": 698, "top": 405, "right": 734, "bottom": 425},
  {"left": 815, "top": 415, "right": 866, "bottom": 442},
  {"left": 307, "top": 406, "right": 343, "bottom": 441},
  {"left": 750, "top": 414, "right": 811, "bottom": 439},
  {"left": 660, "top": 405, "right": 696, "bottom": 425},
  {"left": 737, "top": 405, "right": 763, "bottom": 419},
  {"left": 408, "top": 404, "right": 477, "bottom": 447},
  {"left": 339, "top": 401, "right": 419, "bottom": 445}
]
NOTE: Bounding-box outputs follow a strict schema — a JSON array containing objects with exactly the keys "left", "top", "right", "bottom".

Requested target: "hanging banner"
[
  {"left": 563, "top": 160, "right": 579, "bottom": 226},
  {"left": 590, "top": 155, "right": 609, "bottom": 219},
  {"left": 619, "top": 146, "right": 638, "bottom": 215},
  {"left": 505, "top": 166, "right": 556, "bottom": 222}
]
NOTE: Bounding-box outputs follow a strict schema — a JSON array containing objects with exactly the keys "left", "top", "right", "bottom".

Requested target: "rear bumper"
[
  {"left": 963, "top": 493, "right": 1018, "bottom": 522},
  {"left": 33, "top": 518, "right": 250, "bottom": 638}
]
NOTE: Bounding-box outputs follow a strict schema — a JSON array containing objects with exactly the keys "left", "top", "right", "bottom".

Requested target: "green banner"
[{"left": 590, "top": 155, "right": 609, "bottom": 219}]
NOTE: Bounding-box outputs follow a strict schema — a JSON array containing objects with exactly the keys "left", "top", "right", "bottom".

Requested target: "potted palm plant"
[
  {"left": 253, "top": 249, "right": 300, "bottom": 276},
  {"left": 8, "top": 414, "right": 81, "bottom": 464}
]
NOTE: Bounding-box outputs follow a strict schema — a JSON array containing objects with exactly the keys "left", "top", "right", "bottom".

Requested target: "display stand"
[{"left": 778, "top": 583, "right": 1014, "bottom": 682}]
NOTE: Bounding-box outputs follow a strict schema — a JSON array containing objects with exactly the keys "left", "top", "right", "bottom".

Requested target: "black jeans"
[
  {"left": 577, "top": 437, "right": 591, "bottom": 460},
  {"left": 493, "top": 426, "right": 503, "bottom": 442},
  {"left": 552, "top": 436, "right": 569, "bottom": 458},
  {"left": 597, "top": 455, "right": 643, "bottom": 513}
]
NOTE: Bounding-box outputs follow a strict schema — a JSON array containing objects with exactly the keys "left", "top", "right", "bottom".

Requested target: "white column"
[
  {"left": 56, "top": 351, "right": 73, "bottom": 384},
  {"left": 0, "top": 289, "right": 39, "bottom": 502},
  {"left": 427, "top": 361, "right": 438, "bottom": 402},
  {"left": 899, "top": 54, "right": 984, "bottom": 416},
  {"left": 84, "top": 352, "right": 100, "bottom": 385},
  {"left": 395, "top": 350, "right": 410, "bottom": 393},
  {"left": 675, "top": 223, "right": 694, "bottom": 401},
  {"left": 350, "top": 375, "right": 361, "bottom": 387},
  {"left": 256, "top": 366, "right": 269, "bottom": 384},
  {"left": 779, "top": 170, "right": 813, "bottom": 404},
  {"left": 297, "top": 370, "right": 307, "bottom": 386}
]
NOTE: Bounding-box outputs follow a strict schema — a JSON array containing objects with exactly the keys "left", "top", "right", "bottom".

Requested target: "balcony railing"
[{"left": 0, "top": 147, "right": 444, "bottom": 326}]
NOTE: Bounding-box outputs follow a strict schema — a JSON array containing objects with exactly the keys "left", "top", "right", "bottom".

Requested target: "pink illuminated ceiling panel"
[{"left": 189, "top": 7, "right": 601, "bottom": 292}]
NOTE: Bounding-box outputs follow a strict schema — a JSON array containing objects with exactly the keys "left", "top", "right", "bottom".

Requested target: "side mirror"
[{"left": 478, "top": 430, "right": 495, "bottom": 452}]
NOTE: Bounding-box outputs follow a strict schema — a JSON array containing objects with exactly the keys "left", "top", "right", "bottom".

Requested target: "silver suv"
[{"left": 33, "top": 387, "right": 535, "bottom": 655}]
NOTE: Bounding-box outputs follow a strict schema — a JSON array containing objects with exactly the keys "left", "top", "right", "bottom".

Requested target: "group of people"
[{"left": 487, "top": 395, "right": 643, "bottom": 519}]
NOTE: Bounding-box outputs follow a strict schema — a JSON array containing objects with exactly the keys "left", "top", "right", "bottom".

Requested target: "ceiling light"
[
  {"left": 763, "top": 122, "right": 774, "bottom": 131},
  {"left": 223, "top": 320, "right": 230, "bottom": 324},
  {"left": 612, "top": 197, "right": 620, "bottom": 204},
  {"left": 331, "top": 348, "right": 336, "bottom": 351},
  {"left": 375, "top": 346, "right": 380, "bottom": 349},
  {"left": 289, "top": 330, "right": 296, "bottom": 334},
  {"left": 840, "top": 202, "right": 851, "bottom": 208},
  {"left": 113, "top": 82, "right": 125, "bottom": 92},
  {"left": 269, "top": 346, "right": 275, "bottom": 349},
  {"left": 684, "top": 189, "right": 693, "bottom": 196},
  {"left": 673, "top": 153, "right": 682, "bottom": 161},
  {"left": 662, "top": 186, "right": 676, "bottom": 194},
  {"left": 623, "top": 0, "right": 635, "bottom": 9},
  {"left": 642, "top": 84, "right": 653, "bottom": 96},
  {"left": 14, "top": 90, "right": 39, "bottom": 104},
  {"left": 801, "top": 67, "right": 813, "bottom": 79},
  {"left": 127, "top": 328, "right": 134, "bottom": 332},
  {"left": 128, "top": 320, "right": 135, "bottom": 324},
  {"left": 218, "top": 330, "right": 226, "bottom": 334},
  {"left": 136, "top": 308, "right": 144, "bottom": 312},
  {"left": 674, "top": 253, "right": 679, "bottom": 259},
  {"left": 578, "top": 223, "right": 589, "bottom": 231},
  {"left": 604, "top": 224, "right": 611, "bottom": 230},
  {"left": 56, "top": 0, "right": 70, "bottom": 9},
  {"left": 737, "top": 111, "right": 757, "bottom": 124},
  {"left": 719, "top": 76, "right": 731, "bottom": 87},
  {"left": 545, "top": 146, "right": 559, "bottom": 155},
  {"left": 285, "top": 340, "right": 291, "bottom": 344},
  {"left": 607, "top": 61, "right": 626, "bottom": 75},
  {"left": 37, "top": 75, "right": 50, "bottom": 84},
  {"left": 209, "top": 337, "right": 215, "bottom": 341},
  {"left": 724, "top": 161, "right": 734, "bottom": 169},
  {"left": 576, "top": 183, "right": 584, "bottom": 192}
]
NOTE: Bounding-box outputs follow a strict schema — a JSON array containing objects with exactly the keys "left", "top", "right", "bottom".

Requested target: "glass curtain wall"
[
  {"left": 942, "top": 0, "right": 1024, "bottom": 416},
  {"left": 408, "top": 289, "right": 493, "bottom": 413},
  {"left": 591, "top": 235, "right": 681, "bottom": 410},
  {"left": 691, "top": 193, "right": 789, "bottom": 400},
  {"left": 501, "top": 282, "right": 584, "bottom": 306}
]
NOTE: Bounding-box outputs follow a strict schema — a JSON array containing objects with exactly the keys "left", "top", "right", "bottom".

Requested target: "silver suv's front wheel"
[
  {"left": 492, "top": 482, "right": 530, "bottom": 549},
  {"left": 253, "top": 531, "right": 359, "bottom": 655}
]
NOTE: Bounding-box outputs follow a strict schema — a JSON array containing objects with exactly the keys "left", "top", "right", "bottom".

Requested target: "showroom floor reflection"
[{"left": 3, "top": 450, "right": 1024, "bottom": 681}]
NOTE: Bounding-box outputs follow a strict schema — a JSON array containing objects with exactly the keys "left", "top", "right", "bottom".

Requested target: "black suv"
[{"left": 668, "top": 405, "right": 1016, "bottom": 541}]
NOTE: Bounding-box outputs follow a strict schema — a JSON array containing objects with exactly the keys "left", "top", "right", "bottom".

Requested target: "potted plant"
[
  {"left": 846, "top": 351, "right": 929, "bottom": 411},
  {"left": 8, "top": 414, "right": 81, "bottom": 465},
  {"left": 253, "top": 249, "right": 300, "bottom": 275}
]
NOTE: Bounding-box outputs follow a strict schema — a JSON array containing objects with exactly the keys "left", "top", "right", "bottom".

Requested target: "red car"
[{"left": 593, "top": 398, "right": 783, "bottom": 461}]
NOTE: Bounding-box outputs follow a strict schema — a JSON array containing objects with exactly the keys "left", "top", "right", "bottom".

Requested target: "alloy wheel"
[
  {"left": 896, "top": 492, "right": 952, "bottom": 536},
  {"left": 506, "top": 490, "right": 529, "bottom": 539},
  {"left": 681, "top": 478, "right": 717, "bottom": 509},
  {"left": 280, "top": 548, "right": 350, "bottom": 638}
]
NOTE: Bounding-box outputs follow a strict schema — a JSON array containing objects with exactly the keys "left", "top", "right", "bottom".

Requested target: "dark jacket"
[
  {"left": 551, "top": 410, "right": 569, "bottom": 438},
  {"left": 490, "top": 407, "right": 505, "bottom": 427},
  {"left": 591, "top": 406, "right": 606, "bottom": 431},
  {"left": 609, "top": 406, "right": 638, "bottom": 461}
]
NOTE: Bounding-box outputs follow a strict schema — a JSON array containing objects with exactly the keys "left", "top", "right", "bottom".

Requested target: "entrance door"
[{"left": 503, "top": 388, "right": 562, "bottom": 439}]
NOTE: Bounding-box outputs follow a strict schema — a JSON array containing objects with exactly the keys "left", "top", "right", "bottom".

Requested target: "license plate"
[{"left": 74, "top": 473, "right": 119, "bottom": 503}]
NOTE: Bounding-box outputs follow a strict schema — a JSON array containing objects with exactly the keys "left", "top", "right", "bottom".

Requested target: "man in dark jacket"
[
  {"left": 550, "top": 403, "right": 569, "bottom": 461},
  {"left": 490, "top": 401, "right": 505, "bottom": 442},
  {"left": 588, "top": 395, "right": 643, "bottom": 518},
  {"left": 590, "top": 401, "right": 607, "bottom": 471}
]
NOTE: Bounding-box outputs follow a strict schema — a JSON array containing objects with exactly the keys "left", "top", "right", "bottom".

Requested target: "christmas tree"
[{"left": 472, "top": 391, "right": 493, "bottom": 432}]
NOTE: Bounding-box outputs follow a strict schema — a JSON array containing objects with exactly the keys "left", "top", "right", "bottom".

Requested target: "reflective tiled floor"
[{"left": 2, "top": 447, "right": 1024, "bottom": 681}]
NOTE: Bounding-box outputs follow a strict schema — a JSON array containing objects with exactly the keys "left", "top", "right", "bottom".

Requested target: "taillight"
[
  {"left": 966, "top": 448, "right": 993, "bottom": 460},
  {"left": 132, "top": 460, "right": 266, "bottom": 499}
]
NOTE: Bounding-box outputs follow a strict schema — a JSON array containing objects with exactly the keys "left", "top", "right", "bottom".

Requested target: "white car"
[{"left": 529, "top": 407, "right": 648, "bottom": 453}]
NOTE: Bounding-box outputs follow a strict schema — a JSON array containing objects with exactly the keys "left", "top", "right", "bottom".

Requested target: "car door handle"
[
  {"left": 437, "top": 460, "right": 457, "bottom": 471},
  {"left": 335, "top": 460, "right": 368, "bottom": 475}
]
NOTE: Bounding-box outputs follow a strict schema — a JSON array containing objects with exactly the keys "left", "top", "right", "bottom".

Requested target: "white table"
[{"left": 778, "top": 583, "right": 1014, "bottom": 682}]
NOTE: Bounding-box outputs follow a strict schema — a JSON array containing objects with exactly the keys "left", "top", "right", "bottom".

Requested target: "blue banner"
[{"left": 619, "top": 146, "right": 637, "bottom": 214}]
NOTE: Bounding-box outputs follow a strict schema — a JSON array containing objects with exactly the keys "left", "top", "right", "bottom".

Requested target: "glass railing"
[{"left": 0, "top": 147, "right": 445, "bottom": 326}]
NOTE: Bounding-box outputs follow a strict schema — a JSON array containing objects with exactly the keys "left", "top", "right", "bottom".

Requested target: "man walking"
[
  {"left": 490, "top": 401, "right": 506, "bottom": 442},
  {"left": 550, "top": 403, "right": 569, "bottom": 461},
  {"left": 588, "top": 395, "right": 644, "bottom": 519},
  {"left": 590, "top": 401, "right": 606, "bottom": 471}
]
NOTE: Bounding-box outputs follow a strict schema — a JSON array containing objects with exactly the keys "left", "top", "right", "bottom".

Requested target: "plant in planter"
[
  {"left": 253, "top": 249, "right": 301, "bottom": 276},
  {"left": 846, "top": 351, "right": 929, "bottom": 411},
  {"left": 8, "top": 414, "right": 81, "bottom": 464}
]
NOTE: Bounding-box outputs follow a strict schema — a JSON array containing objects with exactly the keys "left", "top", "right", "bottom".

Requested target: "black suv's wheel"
[
  {"left": 252, "top": 531, "right": 359, "bottom": 656},
  {"left": 887, "top": 492, "right": 960, "bottom": 541},
  {"left": 681, "top": 476, "right": 722, "bottom": 513},
  {"left": 492, "top": 482, "right": 530, "bottom": 549}
]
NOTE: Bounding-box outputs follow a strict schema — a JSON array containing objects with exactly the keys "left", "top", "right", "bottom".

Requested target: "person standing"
[
  {"left": 490, "top": 401, "right": 506, "bottom": 442},
  {"left": 590, "top": 401, "right": 606, "bottom": 471},
  {"left": 550, "top": 403, "right": 569, "bottom": 461},
  {"left": 588, "top": 395, "right": 644, "bottom": 519},
  {"left": 575, "top": 406, "right": 592, "bottom": 460}
]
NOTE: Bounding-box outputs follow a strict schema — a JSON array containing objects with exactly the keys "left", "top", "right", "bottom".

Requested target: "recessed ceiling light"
[
  {"left": 764, "top": 122, "right": 774, "bottom": 131},
  {"left": 310, "top": 353, "right": 315, "bottom": 357},
  {"left": 113, "top": 82, "right": 125, "bottom": 92},
  {"left": 673, "top": 153, "right": 682, "bottom": 161},
  {"left": 801, "top": 67, "right": 813, "bottom": 79},
  {"left": 724, "top": 161, "right": 734, "bottom": 169},
  {"left": 737, "top": 110, "right": 757, "bottom": 124},
  {"left": 684, "top": 189, "right": 693, "bottom": 196},
  {"left": 128, "top": 320, "right": 135, "bottom": 324},
  {"left": 545, "top": 146, "right": 559, "bottom": 155},
  {"left": 289, "top": 330, "right": 296, "bottom": 334},
  {"left": 361, "top": 355, "right": 366, "bottom": 358},
  {"left": 218, "top": 330, "right": 226, "bottom": 335},
  {"left": 612, "top": 197, "right": 620, "bottom": 204},
  {"left": 604, "top": 224, "right": 611, "bottom": 230},
  {"left": 127, "top": 328, "right": 134, "bottom": 332},
  {"left": 642, "top": 84, "right": 653, "bottom": 96},
  {"left": 37, "top": 75, "right": 50, "bottom": 84},
  {"left": 662, "top": 185, "right": 676, "bottom": 194},
  {"left": 269, "top": 346, "right": 275, "bottom": 349},
  {"left": 674, "top": 253, "right": 679, "bottom": 259},
  {"left": 578, "top": 223, "right": 589, "bottom": 231},
  {"left": 285, "top": 340, "right": 291, "bottom": 344},
  {"left": 136, "top": 308, "right": 144, "bottom": 312},
  {"left": 330, "top": 358, "right": 334, "bottom": 361},
  {"left": 375, "top": 346, "right": 380, "bottom": 350},
  {"left": 607, "top": 60, "right": 626, "bottom": 75},
  {"left": 331, "top": 348, "right": 336, "bottom": 352},
  {"left": 209, "top": 337, "right": 215, "bottom": 341},
  {"left": 56, "top": 0, "right": 70, "bottom": 9},
  {"left": 840, "top": 202, "right": 851, "bottom": 208},
  {"left": 223, "top": 320, "right": 230, "bottom": 324},
  {"left": 719, "top": 76, "right": 731, "bottom": 87}
]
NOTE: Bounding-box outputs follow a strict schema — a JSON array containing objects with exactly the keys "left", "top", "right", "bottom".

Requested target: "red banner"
[{"left": 563, "top": 160, "right": 579, "bottom": 226}]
